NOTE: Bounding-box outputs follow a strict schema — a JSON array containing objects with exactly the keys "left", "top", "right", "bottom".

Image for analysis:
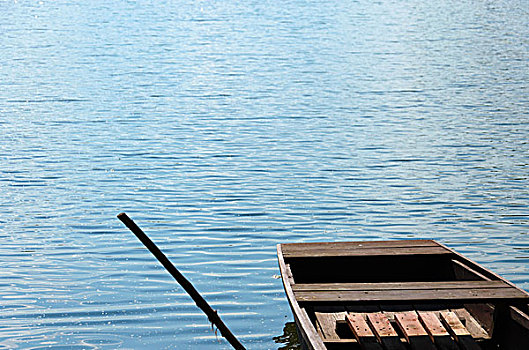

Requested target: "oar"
[{"left": 117, "top": 212, "right": 246, "bottom": 350}]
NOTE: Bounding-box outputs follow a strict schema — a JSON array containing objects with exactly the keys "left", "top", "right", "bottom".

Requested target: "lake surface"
[{"left": 1, "top": 0, "right": 528, "bottom": 348}]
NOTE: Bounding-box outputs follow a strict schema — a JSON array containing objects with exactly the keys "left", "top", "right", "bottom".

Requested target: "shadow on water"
[{"left": 274, "top": 322, "right": 302, "bottom": 350}]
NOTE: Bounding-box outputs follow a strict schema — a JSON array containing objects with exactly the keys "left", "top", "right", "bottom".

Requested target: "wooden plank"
[
  {"left": 293, "top": 280, "right": 508, "bottom": 291},
  {"left": 452, "top": 308, "right": 489, "bottom": 339},
  {"left": 395, "top": 312, "right": 429, "bottom": 337},
  {"left": 418, "top": 311, "right": 459, "bottom": 350},
  {"left": 366, "top": 313, "right": 406, "bottom": 350},
  {"left": 464, "top": 303, "right": 495, "bottom": 334},
  {"left": 452, "top": 259, "right": 492, "bottom": 281},
  {"left": 314, "top": 309, "right": 361, "bottom": 344},
  {"left": 418, "top": 311, "right": 450, "bottom": 336},
  {"left": 440, "top": 311, "right": 481, "bottom": 350},
  {"left": 346, "top": 313, "right": 383, "bottom": 350},
  {"left": 276, "top": 245, "right": 327, "bottom": 350},
  {"left": 510, "top": 306, "right": 529, "bottom": 330},
  {"left": 439, "top": 311, "right": 471, "bottom": 337},
  {"left": 283, "top": 246, "right": 451, "bottom": 258},
  {"left": 367, "top": 313, "right": 399, "bottom": 337},
  {"left": 315, "top": 312, "right": 341, "bottom": 340},
  {"left": 281, "top": 240, "right": 440, "bottom": 252},
  {"left": 394, "top": 312, "right": 436, "bottom": 350},
  {"left": 294, "top": 286, "right": 529, "bottom": 303},
  {"left": 321, "top": 338, "right": 358, "bottom": 345}
]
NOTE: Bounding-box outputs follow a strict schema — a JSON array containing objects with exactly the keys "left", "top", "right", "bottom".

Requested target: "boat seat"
[{"left": 293, "top": 280, "right": 529, "bottom": 304}]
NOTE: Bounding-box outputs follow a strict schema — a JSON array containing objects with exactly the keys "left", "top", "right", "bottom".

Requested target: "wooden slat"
[
  {"left": 283, "top": 246, "right": 450, "bottom": 258},
  {"left": 314, "top": 312, "right": 341, "bottom": 340},
  {"left": 276, "top": 245, "right": 327, "bottom": 350},
  {"left": 321, "top": 339, "right": 358, "bottom": 345},
  {"left": 347, "top": 313, "right": 375, "bottom": 337},
  {"left": 293, "top": 280, "right": 507, "bottom": 291},
  {"left": 281, "top": 240, "right": 439, "bottom": 251},
  {"left": 452, "top": 259, "right": 492, "bottom": 281},
  {"left": 418, "top": 311, "right": 450, "bottom": 336},
  {"left": 394, "top": 312, "right": 436, "bottom": 350},
  {"left": 346, "top": 313, "right": 383, "bottom": 350},
  {"left": 452, "top": 308, "right": 489, "bottom": 339},
  {"left": 395, "top": 312, "right": 429, "bottom": 337},
  {"left": 294, "top": 285, "right": 529, "bottom": 303},
  {"left": 367, "top": 313, "right": 399, "bottom": 337},
  {"left": 418, "top": 311, "right": 459, "bottom": 350},
  {"left": 440, "top": 311, "right": 481, "bottom": 350},
  {"left": 510, "top": 306, "right": 529, "bottom": 330},
  {"left": 315, "top": 310, "right": 360, "bottom": 345},
  {"left": 366, "top": 312, "right": 406, "bottom": 350},
  {"left": 440, "top": 311, "right": 471, "bottom": 337}
]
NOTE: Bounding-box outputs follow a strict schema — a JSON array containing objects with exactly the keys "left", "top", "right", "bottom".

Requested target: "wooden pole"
[{"left": 117, "top": 212, "right": 246, "bottom": 350}]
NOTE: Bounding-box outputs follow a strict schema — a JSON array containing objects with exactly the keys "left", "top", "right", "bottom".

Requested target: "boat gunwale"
[{"left": 277, "top": 244, "right": 326, "bottom": 350}]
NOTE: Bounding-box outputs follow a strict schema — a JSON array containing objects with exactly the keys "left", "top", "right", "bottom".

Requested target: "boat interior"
[{"left": 280, "top": 240, "right": 529, "bottom": 349}]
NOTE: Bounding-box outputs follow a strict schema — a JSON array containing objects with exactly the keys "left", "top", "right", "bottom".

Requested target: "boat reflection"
[{"left": 273, "top": 322, "right": 301, "bottom": 350}]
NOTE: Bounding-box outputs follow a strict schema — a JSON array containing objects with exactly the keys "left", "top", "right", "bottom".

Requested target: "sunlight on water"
[{"left": 1, "top": 0, "right": 528, "bottom": 348}]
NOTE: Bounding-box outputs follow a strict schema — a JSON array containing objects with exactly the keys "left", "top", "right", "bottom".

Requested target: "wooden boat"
[{"left": 277, "top": 240, "right": 529, "bottom": 350}]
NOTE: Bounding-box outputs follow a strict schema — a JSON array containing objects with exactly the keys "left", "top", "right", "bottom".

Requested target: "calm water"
[{"left": 1, "top": 0, "right": 528, "bottom": 348}]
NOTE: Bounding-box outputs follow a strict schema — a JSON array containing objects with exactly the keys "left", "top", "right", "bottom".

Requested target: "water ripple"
[{"left": 1, "top": 0, "right": 528, "bottom": 348}]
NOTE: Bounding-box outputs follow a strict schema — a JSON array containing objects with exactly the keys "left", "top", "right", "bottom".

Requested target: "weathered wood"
[
  {"left": 347, "top": 313, "right": 376, "bottom": 338},
  {"left": 294, "top": 285, "right": 528, "bottom": 303},
  {"left": 346, "top": 313, "right": 383, "bottom": 350},
  {"left": 366, "top": 313, "right": 399, "bottom": 338},
  {"left": 452, "top": 259, "right": 491, "bottom": 281},
  {"left": 293, "top": 280, "right": 508, "bottom": 291},
  {"left": 394, "top": 312, "right": 436, "bottom": 350},
  {"left": 395, "top": 312, "right": 429, "bottom": 337},
  {"left": 366, "top": 313, "right": 406, "bottom": 350},
  {"left": 283, "top": 246, "right": 451, "bottom": 258},
  {"left": 277, "top": 245, "right": 327, "bottom": 350},
  {"left": 278, "top": 240, "right": 529, "bottom": 350},
  {"left": 452, "top": 308, "right": 489, "bottom": 339},
  {"left": 418, "top": 311, "right": 450, "bottom": 336},
  {"left": 418, "top": 311, "right": 459, "bottom": 350},
  {"left": 314, "top": 311, "right": 350, "bottom": 343},
  {"left": 281, "top": 240, "right": 440, "bottom": 252},
  {"left": 510, "top": 306, "right": 529, "bottom": 330},
  {"left": 321, "top": 338, "right": 358, "bottom": 345},
  {"left": 440, "top": 311, "right": 481, "bottom": 350},
  {"left": 315, "top": 312, "right": 341, "bottom": 340},
  {"left": 464, "top": 303, "right": 495, "bottom": 334},
  {"left": 439, "top": 311, "right": 471, "bottom": 337}
]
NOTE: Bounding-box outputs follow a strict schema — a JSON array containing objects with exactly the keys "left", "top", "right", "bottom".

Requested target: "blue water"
[{"left": 1, "top": 0, "right": 528, "bottom": 348}]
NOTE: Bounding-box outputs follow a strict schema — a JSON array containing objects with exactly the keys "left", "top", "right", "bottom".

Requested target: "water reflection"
[{"left": 274, "top": 322, "right": 301, "bottom": 350}]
